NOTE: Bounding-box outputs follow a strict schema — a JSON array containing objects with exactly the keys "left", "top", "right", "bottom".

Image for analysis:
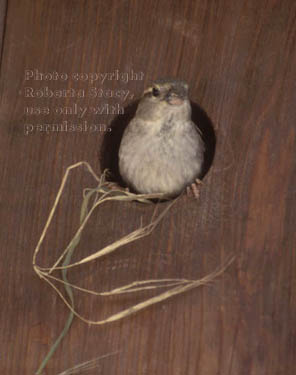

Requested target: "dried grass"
[{"left": 33, "top": 161, "right": 235, "bottom": 374}]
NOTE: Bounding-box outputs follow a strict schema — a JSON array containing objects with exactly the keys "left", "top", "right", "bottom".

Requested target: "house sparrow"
[{"left": 118, "top": 79, "right": 205, "bottom": 198}]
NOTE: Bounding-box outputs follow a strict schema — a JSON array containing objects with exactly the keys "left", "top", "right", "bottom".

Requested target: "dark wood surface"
[{"left": 1, "top": 0, "right": 296, "bottom": 374}]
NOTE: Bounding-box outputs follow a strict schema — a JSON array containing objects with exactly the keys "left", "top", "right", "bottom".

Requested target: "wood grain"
[
  {"left": 0, "top": 0, "right": 296, "bottom": 374},
  {"left": 0, "top": 0, "right": 7, "bottom": 68}
]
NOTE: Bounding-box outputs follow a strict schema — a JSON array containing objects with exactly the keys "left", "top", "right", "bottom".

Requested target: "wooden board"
[{"left": 0, "top": 0, "right": 295, "bottom": 374}]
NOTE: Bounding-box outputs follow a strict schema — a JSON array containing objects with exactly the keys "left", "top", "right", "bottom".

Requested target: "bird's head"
[{"left": 136, "top": 79, "right": 191, "bottom": 122}]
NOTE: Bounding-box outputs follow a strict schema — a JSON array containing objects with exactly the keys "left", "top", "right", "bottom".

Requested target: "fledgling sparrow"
[{"left": 118, "top": 79, "right": 205, "bottom": 198}]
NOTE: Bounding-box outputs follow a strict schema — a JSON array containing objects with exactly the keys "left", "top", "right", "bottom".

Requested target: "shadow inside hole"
[
  {"left": 191, "top": 102, "right": 216, "bottom": 178},
  {"left": 100, "top": 100, "right": 216, "bottom": 187}
]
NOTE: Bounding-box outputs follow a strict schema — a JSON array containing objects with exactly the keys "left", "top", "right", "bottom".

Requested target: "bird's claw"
[{"left": 186, "top": 178, "right": 202, "bottom": 199}]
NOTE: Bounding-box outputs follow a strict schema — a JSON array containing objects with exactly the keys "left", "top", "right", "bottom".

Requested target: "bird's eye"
[{"left": 152, "top": 87, "right": 160, "bottom": 97}]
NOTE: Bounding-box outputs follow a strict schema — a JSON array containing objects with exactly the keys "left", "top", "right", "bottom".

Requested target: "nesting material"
[
  {"left": 56, "top": 351, "right": 120, "bottom": 375},
  {"left": 33, "top": 161, "right": 235, "bottom": 373}
]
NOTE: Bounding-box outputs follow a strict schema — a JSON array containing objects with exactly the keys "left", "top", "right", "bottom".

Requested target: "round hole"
[{"left": 100, "top": 100, "right": 216, "bottom": 192}]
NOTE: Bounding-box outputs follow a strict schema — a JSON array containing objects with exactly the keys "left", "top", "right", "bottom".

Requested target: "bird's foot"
[{"left": 186, "top": 178, "right": 203, "bottom": 199}]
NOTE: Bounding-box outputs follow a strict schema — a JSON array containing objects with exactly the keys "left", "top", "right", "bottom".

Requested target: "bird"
[{"left": 118, "top": 78, "right": 205, "bottom": 198}]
